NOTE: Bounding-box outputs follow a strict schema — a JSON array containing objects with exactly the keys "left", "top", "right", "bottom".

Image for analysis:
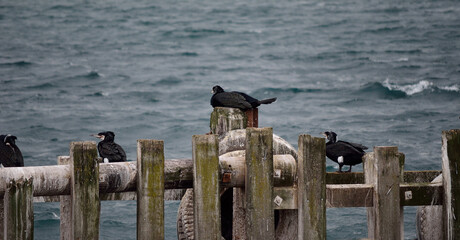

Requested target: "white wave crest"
[
  {"left": 383, "top": 79, "right": 433, "bottom": 95},
  {"left": 439, "top": 85, "right": 460, "bottom": 92}
]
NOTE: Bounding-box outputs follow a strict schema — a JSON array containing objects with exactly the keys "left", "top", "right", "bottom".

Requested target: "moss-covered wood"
[
  {"left": 192, "top": 135, "right": 221, "bottom": 240},
  {"left": 245, "top": 127, "right": 274, "bottom": 239},
  {"left": 210, "top": 107, "right": 247, "bottom": 135},
  {"left": 298, "top": 134, "right": 326, "bottom": 240},
  {"left": 70, "top": 141, "right": 100, "bottom": 240},
  {"left": 136, "top": 140, "right": 165, "bottom": 240},
  {"left": 4, "top": 178, "right": 34, "bottom": 240},
  {"left": 442, "top": 129, "right": 460, "bottom": 240}
]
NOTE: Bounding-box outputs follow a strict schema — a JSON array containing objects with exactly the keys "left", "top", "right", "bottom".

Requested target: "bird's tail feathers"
[{"left": 258, "top": 97, "right": 277, "bottom": 104}]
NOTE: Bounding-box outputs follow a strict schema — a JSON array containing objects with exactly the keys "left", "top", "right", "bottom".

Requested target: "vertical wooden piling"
[
  {"left": 298, "top": 134, "right": 326, "bottom": 240},
  {"left": 58, "top": 156, "right": 72, "bottom": 240},
  {"left": 192, "top": 135, "right": 221, "bottom": 240},
  {"left": 209, "top": 106, "right": 248, "bottom": 240},
  {"left": 70, "top": 141, "right": 100, "bottom": 240},
  {"left": 364, "top": 152, "right": 376, "bottom": 239},
  {"left": 137, "top": 140, "right": 165, "bottom": 240},
  {"left": 398, "top": 153, "right": 405, "bottom": 240},
  {"left": 372, "top": 146, "right": 401, "bottom": 240},
  {"left": 3, "top": 178, "right": 34, "bottom": 240},
  {"left": 245, "top": 127, "right": 274, "bottom": 240},
  {"left": 210, "top": 107, "right": 247, "bottom": 135},
  {"left": 442, "top": 129, "right": 460, "bottom": 240}
]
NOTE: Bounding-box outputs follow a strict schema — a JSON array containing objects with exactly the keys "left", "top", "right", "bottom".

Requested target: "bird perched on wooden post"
[
  {"left": 323, "top": 131, "right": 368, "bottom": 172},
  {"left": 0, "top": 134, "right": 24, "bottom": 167},
  {"left": 210, "top": 85, "right": 277, "bottom": 111},
  {"left": 91, "top": 131, "right": 126, "bottom": 163}
]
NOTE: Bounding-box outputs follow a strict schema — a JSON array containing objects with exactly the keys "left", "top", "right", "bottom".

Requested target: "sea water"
[{"left": 1, "top": 0, "right": 459, "bottom": 239}]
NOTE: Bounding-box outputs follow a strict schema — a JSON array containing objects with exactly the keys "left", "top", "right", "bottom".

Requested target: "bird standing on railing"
[
  {"left": 91, "top": 131, "right": 126, "bottom": 163},
  {"left": 210, "top": 85, "right": 277, "bottom": 111},
  {"left": 0, "top": 134, "right": 24, "bottom": 167},
  {"left": 323, "top": 131, "right": 367, "bottom": 172}
]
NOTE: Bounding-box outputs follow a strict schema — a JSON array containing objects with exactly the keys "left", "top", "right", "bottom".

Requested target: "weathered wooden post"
[
  {"left": 210, "top": 107, "right": 247, "bottom": 135},
  {"left": 58, "top": 156, "right": 72, "bottom": 240},
  {"left": 245, "top": 127, "right": 274, "bottom": 239},
  {"left": 210, "top": 106, "right": 248, "bottom": 240},
  {"left": 366, "top": 147, "right": 401, "bottom": 240},
  {"left": 442, "top": 129, "right": 460, "bottom": 240},
  {"left": 298, "top": 134, "right": 326, "bottom": 240},
  {"left": 3, "top": 178, "right": 34, "bottom": 240},
  {"left": 137, "top": 140, "right": 165, "bottom": 240},
  {"left": 192, "top": 135, "right": 221, "bottom": 239},
  {"left": 398, "top": 153, "right": 405, "bottom": 239},
  {"left": 70, "top": 141, "right": 100, "bottom": 240}
]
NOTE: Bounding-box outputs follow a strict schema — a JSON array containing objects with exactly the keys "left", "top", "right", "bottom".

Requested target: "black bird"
[
  {"left": 0, "top": 134, "right": 24, "bottom": 167},
  {"left": 91, "top": 131, "right": 126, "bottom": 163},
  {"left": 323, "top": 131, "right": 368, "bottom": 172},
  {"left": 210, "top": 85, "right": 277, "bottom": 111}
]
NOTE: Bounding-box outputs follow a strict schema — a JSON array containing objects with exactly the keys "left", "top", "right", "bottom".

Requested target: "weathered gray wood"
[
  {"left": 58, "top": 156, "right": 72, "bottom": 240},
  {"left": 210, "top": 107, "right": 247, "bottom": 136},
  {"left": 364, "top": 152, "right": 376, "bottom": 239},
  {"left": 273, "top": 187, "right": 298, "bottom": 210},
  {"left": 326, "top": 184, "right": 373, "bottom": 208},
  {"left": 298, "top": 134, "right": 326, "bottom": 240},
  {"left": 373, "top": 146, "right": 401, "bottom": 240},
  {"left": 192, "top": 135, "right": 221, "bottom": 240},
  {"left": 136, "top": 140, "right": 165, "bottom": 240},
  {"left": 232, "top": 188, "right": 246, "bottom": 240},
  {"left": 245, "top": 127, "right": 274, "bottom": 240},
  {"left": 3, "top": 178, "right": 34, "bottom": 240},
  {"left": 70, "top": 141, "right": 100, "bottom": 240},
  {"left": 442, "top": 129, "right": 460, "bottom": 240},
  {"left": 399, "top": 153, "right": 405, "bottom": 239}
]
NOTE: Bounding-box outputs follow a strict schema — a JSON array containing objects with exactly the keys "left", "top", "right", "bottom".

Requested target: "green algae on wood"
[
  {"left": 4, "top": 178, "right": 34, "bottom": 240},
  {"left": 298, "top": 134, "right": 326, "bottom": 240},
  {"left": 210, "top": 107, "right": 247, "bottom": 135},
  {"left": 192, "top": 134, "right": 221, "bottom": 240},
  {"left": 70, "top": 141, "right": 100, "bottom": 240},
  {"left": 137, "top": 140, "right": 165, "bottom": 240},
  {"left": 245, "top": 127, "right": 274, "bottom": 239}
]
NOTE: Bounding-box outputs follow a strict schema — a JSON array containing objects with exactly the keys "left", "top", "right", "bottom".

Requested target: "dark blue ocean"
[{"left": 1, "top": 0, "right": 459, "bottom": 239}]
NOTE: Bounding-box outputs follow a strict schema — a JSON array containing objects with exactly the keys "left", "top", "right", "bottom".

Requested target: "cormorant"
[
  {"left": 91, "top": 131, "right": 126, "bottom": 163},
  {"left": 0, "top": 134, "right": 24, "bottom": 167},
  {"left": 210, "top": 85, "right": 277, "bottom": 111},
  {"left": 323, "top": 131, "right": 368, "bottom": 172}
]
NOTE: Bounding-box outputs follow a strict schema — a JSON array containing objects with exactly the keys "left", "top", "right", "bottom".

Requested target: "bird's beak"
[
  {"left": 91, "top": 134, "right": 103, "bottom": 139},
  {"left": 321, "top": 132, "right": 327, "bottom": 137},
  {"left": 211, "top": 90, "right": 215, "bottom": 94}
]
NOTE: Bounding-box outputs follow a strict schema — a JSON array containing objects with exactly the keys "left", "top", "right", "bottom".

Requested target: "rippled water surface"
[{"left": 1, "top": 0, "right": 460, "bottom": 239}]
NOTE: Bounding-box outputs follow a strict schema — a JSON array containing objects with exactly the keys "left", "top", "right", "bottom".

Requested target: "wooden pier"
[{"left": 0, "top": 107, "right": 458, "bottom": 240}]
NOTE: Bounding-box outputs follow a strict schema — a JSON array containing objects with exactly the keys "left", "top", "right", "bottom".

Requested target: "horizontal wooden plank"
[
  {"left": 403, "top": 170, "right": 441, "bottom": 183},
  {"left": 326, "top": 184, "right": 373, "bottom": 208},
  {"left": 326, "top": 172, "right": 364, "bottom": 184},
  {"left": 400, "top": 183, "right": 443, "bottom": 206},
  {"left": 326, "top": 170, "right": 441, "bottom": 184}
]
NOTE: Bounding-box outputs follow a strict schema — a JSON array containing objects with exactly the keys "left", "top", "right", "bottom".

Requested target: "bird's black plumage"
[
  {"left": 323, "top": 131, "right": 368, "bottom": 172},
  {"left": 92, "top": 131, "right": 126, "bottom": 163},
  {"left": 210, "top": 85, "right": 277, "bottom": 111},
  {"left": 0, "top": 134, "right": 24, "bottom": 167}
]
